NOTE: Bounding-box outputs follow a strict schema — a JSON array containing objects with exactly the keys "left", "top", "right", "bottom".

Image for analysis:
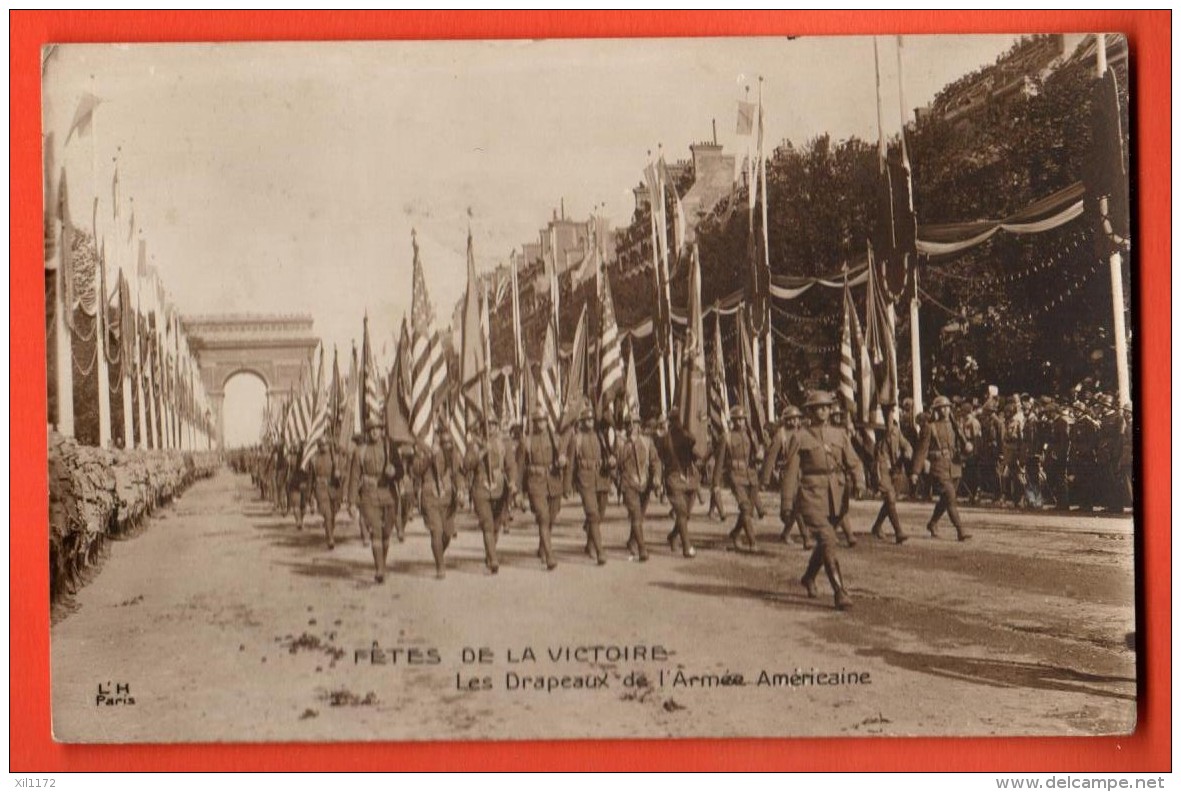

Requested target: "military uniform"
[
  {"left": 348, "top": 424, "right": 402, "bottom": 582},
  {"left": 869, "top": 408, "right": 911, "bottom": 543},
  {"left": 565, "top": 408, "right": 613, "bottom": 564},
  {"left": 518, "top": 411, "right": 565, "bottom": 569},
  {"left": 1047, "top": 406, "right": 1072, "bottom": 509},
  {"left": 286, "top": 448, "right": 310, "bottom": 530},
  {"left": 615, "top": 416, "right": 661, "bottom": 561},
  {"left": 308, "top": 443, "right": 343, "bottom": 549},
  {"left": 761, "top": 408, "right": 810, "bottom": 548},
  {"left": 783, "top": 391, "right": 863, "bottom": 610},
  {"left": 911, "top": 396, "right": 972, "bottom": 540},
  {"left": 413, "top": 433, "right": 463, "bottom": 578},
  {"left": 712, "top": 407, "right": 762, "bottom": 552},
  {"left": 464, "top": 421, "right": 517, "bottom": 573},
  {"left": 655, "top": 418, "right": 704, "bottom": 558}
]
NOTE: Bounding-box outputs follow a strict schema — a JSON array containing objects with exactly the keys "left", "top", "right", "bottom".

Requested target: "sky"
[{"left": 43, "top": 34, "right": 1027, "bottom": 441}]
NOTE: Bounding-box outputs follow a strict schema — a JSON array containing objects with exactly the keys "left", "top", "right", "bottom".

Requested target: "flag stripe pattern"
[
  {"left": 409, "top": 232, "right": 437, "bottom": 443},
  {"left": 598, "top": 270, "right": 623, "bottom": 403}
]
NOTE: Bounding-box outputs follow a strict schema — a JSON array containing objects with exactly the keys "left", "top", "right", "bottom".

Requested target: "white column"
[{"left": 764, "top": 330, "right": 775, "bottom": 421}]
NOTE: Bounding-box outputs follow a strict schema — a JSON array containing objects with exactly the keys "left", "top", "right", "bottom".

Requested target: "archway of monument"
[
  {"left": 222, "top": 371, "right": 269, "bottom": 449},
  {"left": 182, "top": 313, "right": 320, "bottom": 449}
]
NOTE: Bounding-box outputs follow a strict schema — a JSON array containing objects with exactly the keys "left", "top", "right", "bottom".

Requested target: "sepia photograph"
[{"left": 41, "top": 32, "right": 1136, "bottom": 744}]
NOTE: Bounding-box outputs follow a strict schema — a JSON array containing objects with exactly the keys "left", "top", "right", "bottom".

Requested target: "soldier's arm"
[
  {"left": 781, "top": 434, "right": 802, "bottom": 506},
  {"left": 843, "top": 433, "right": 865, "bottom": 492},
  {"left": 911, "top": 424, "right": 932, "bottom": 479}
]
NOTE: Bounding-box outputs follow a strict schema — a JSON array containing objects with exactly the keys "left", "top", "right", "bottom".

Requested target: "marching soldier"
[
  {"left": 344, "top": 431, "right": 371, "bottom": 547},
  {"left": 868, "top": 401, "right": 911, "bottom": 543},
  {"left": 713, "top": 406, "right": 762, "bottom": 552},
  {"left": 286, "top": 445, "right": 310, "bottom": 530},
  {"left": 518, "top": 407, "right": 566, "bottom": 570},
  {"left": 911, "top": 395, "right": 973, "bottom": 541},
  {"left": 829, "top": 403, "right": 859, "bottom": 547},
  {"left": 565, "top": 405, "right": 614, "bottom": 565},
  {"left": 347, "top": 417, "right": 403, "bottom": 583},
  {"left": 655, "top": 411, "right": 706, "bottom": 558},
  {"left": 465, "top": 415, "right": 517, "bottom": 574},
  {"left": 615, "top": 408, "right": 661, "bottom": 562},
  {"left": 413, "top": 423, "right": 464, "bottom": 580},
  {"left": 781, "top": 390, "right": 863, "bottom": 611},
  {"left": 308, "top": 437, "right": 343, "bottom": 549},
  {"left": 762, "top": 405, "right": 810, "bottom": 549}
]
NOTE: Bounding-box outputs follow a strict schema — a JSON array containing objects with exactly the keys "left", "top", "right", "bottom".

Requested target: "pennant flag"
[
  {"left": 459, "top": 230, "right": 490, "bottom": 425},
  {"left": 623, "top": 342, "right": 641, "bottom": 417},
  {"left": 328, "top": 345, "right": 343, "bottom": 444},
  {"left": 736, "top": 99, "right": 756, "bottom": 136},
  {"left": 644, "top": 159, "right": 671, "bottom": 355},
  {"left": 737, "top": 306, "right": 768, "bottom": 441},
  {"left": 339, "top": 342, "right": 358, "bottom": 444},
  {"left": 65, "top": 92, "right": 100, "bottom": 146},
  {"left": 560, "top": 305, "right": 589, "bottom": 433},
  {"left": 509, "top": 250, "right": 524, "bottom": 375},
  {"left": 677, "top": 245, "right": 709, "bottom": 449},
  {"left": 385, "top": 319, "right": 414, "bottom": 445},
  {"left": 501, "top": 374, "right": 519, "bottom": 427},
  {"left": 708, "top": 311, "right": 731, "bottom": 438},
  {"left": 538, "top": 321, "right": 562, "bottom": 431},
  {"left": 747, "top": 83, "right": 771, "bottom": 335},
  {"left": 865, "top": 243, "right": 898, "bottom": 414}
]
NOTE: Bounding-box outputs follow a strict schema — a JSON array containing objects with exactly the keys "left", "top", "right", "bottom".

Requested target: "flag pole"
[{"left": 1096, "top": 34, "right": 1130, "bottom": 408}]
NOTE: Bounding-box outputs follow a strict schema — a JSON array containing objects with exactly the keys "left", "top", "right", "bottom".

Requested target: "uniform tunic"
[{"left": 615, "top": 430, "right": 661, "bottom": 557}]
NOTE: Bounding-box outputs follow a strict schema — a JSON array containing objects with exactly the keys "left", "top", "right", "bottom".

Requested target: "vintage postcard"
[{"left": 43, "top": 33, "right": 1135, "bottom": 743}]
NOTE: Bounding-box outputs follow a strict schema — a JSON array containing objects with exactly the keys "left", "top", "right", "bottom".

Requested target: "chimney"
[
  {"left": 561, "top": 197, "right": 565, "bottom": 221},
  {"left": 712, "top": 118, "right": 717, "bottom": 145}
]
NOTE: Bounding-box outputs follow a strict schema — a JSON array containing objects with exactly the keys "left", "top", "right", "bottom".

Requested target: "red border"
[{"left": 11, "top": 10, "right": 1170, "bottom": 772}]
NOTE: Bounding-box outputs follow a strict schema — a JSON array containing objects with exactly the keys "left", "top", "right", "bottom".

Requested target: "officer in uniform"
[
  {"left": 911, "top": 395, "right": 973, "bottom": 540},
  {"left": 464, "top": 415, "right": 517, "bottom": 574},
  {"left": 868, "top": 401, "right": 911, "bottom": 543},
  {"left": 347, "top": 418, "right": 402, "bottom": 583},
  {"left": 565, "top": 405, "right": 614, "bottom": 565},
  {"left": 762, "top": 405, "right": 810, "bottom": 548},
  {"left": 414, "top": 423, "right": 463, "bottom": 579},
  {"left": 654, "top": 412, "right": 704, "bottom": 558},
  {"left": 781, "top": 390, "right": 863, "bottom": 611},
  {"left": 615, "top": 408, "right": 661, "bottom": 562},
  {"left": 711, "top": 406, "right": 761, "bottom": 552},
  {"left": 518, "top": 407, "right": 566, "bottom": 570},
  {"left": 308, "top": 437, "right": 343, "bottom": 549}
]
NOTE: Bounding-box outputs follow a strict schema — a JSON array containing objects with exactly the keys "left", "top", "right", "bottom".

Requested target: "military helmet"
[
  {"left": 781, "top": 405, "right": 802, "bottom": 420},
  {"left": 579, "top": 405, "right": 594, "bottom": 421},
  {"left": 804, "top": 390, "right": 836, "bottom": 408},
  {"left": 531, "top": 407, "right": 548, "bottom": 421},
  {"left": 366, "top": 416, "right": 383, "bottom": 430},
  {"left": 729, "top": 406, "right": 747, "bottom": 421},
  {"left": 930, "top": 395, "right": 952, "bottom": 410}
]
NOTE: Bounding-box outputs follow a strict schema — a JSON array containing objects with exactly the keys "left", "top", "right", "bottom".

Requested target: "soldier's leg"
[
  {"left": 837, "top": 514, "right": 856, "bottom": 547},
  {"left": 622, "top": 488, "right": 639, "bottom": 556},
  {"left": 293, "top": 487, "right": 306, "bottom": 530},
  {"left": 635, "top": 491, "right": 650, "bottom": 560},
  {"left": 927, "top": 487, "right": 948, "bottom": 534},
  {"left": 540, "top": 497, "right": 557, "bottom": 569},
  {"left": 423, "top": 504, "right": 447, "bottom": 578},
  {"left": 586, "top": 489, "right": 605, "bottom": 564},
  {"left": 359, "top": 501, "right": 386, "bottom": 582},
  {"left": 870, "top": 499, "right": 889, "bottom": 537},
  {"left": 729, "top": 484, "right": 751, "bottom": 548},
  {"left": 942, "top": 475, "right": 969, "bottom": 539},
  {"left": 814, "top": 519, "right": 851, "bottom": 610},
  {"left": 884, "top": 491, "right": 906, "bottom": 542}
]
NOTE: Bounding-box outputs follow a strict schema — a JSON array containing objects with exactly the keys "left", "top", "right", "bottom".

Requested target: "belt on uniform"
[{"left": 528, "top": 464, "right": 551, "bottom": 473}]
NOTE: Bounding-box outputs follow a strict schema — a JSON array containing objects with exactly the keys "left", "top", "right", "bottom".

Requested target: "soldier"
[
  {"left": 413, "top": 423, "right": 463, "bottom": 579},
  {"left": 308, "top": 437, "right": 343, "bottom": 549},
  {"left": 501, "top": 419, "right": 525, "bottom": 534},
  {"left": 564, "top": 405, "right": 613, "bottom": 565},
  {"left": 347, "top": 417, "right": 402, "bottom": 583},
  {"left": 286, "top": 444, "right": 310, "bottom": 530},
  {"left": 762, "top": 405, "right": 810, "bottom": 548},
  {"left": 518, "top": 407, "right": 565, "bottom": 570},
  {"left": 1046, "top": 402, "right": 1073, "bottom": 509},
  {"left": 464, "top": 415, "right": 517, "bottom": 574},
  {"left": 911, "top": 395, "right": 973, "bottom": 541},
  {"left": 615, "top": 408, "right": 661, "bottom": 562},
  {"left": 713, "top": 406, "right": 761, "bottom": 552},
  {"left": 344, "top": 431, "right": 371, "bottom": 547},
  {"left": 781, "top": 390, "right": 863, "bottom": 611},
  {"left": 705, "top": 428, "right": 728, "bottom": 521},
  {"left": 654, "top": 413, "right": 704, "bottom": 558},
  {"left": 868, "top": 401, "right": 911, "bottom": 543},
  {"left": 828, "top": 404, "right": 859, "bottom": 547}
]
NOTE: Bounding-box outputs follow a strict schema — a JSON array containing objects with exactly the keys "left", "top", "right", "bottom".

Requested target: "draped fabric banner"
[{"left": 915, "top": 181, "right": 1085, "bottom": 257}]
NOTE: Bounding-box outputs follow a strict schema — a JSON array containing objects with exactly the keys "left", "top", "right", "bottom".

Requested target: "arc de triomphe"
[{"left": 183, "top": 314, "right": 319, "bottom": 448}]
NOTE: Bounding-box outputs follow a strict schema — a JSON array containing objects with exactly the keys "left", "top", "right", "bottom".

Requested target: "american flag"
[
  {"left": 597, "top": 267, "right": 623, "bottom": 410},
  {"left": 838, "top": 280, "right": 858, "bottom": 422},
  {"left": 708, "top": 312, "right": 731, "bottom": 438},
  {"left": 447, "top": 393, "right": 467, "bottom": 459},
  {"left": 361, "top": 314, "right": 384, "bottom": 431},
  {"left": 409, "top": 231, "right": 442, "bottom": 443},
  {"left": 847, "top": 278, "right": 876, "bottom": 444},
  {"left": 301, "top": 345, "right": 329, "bottom": 469}
]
